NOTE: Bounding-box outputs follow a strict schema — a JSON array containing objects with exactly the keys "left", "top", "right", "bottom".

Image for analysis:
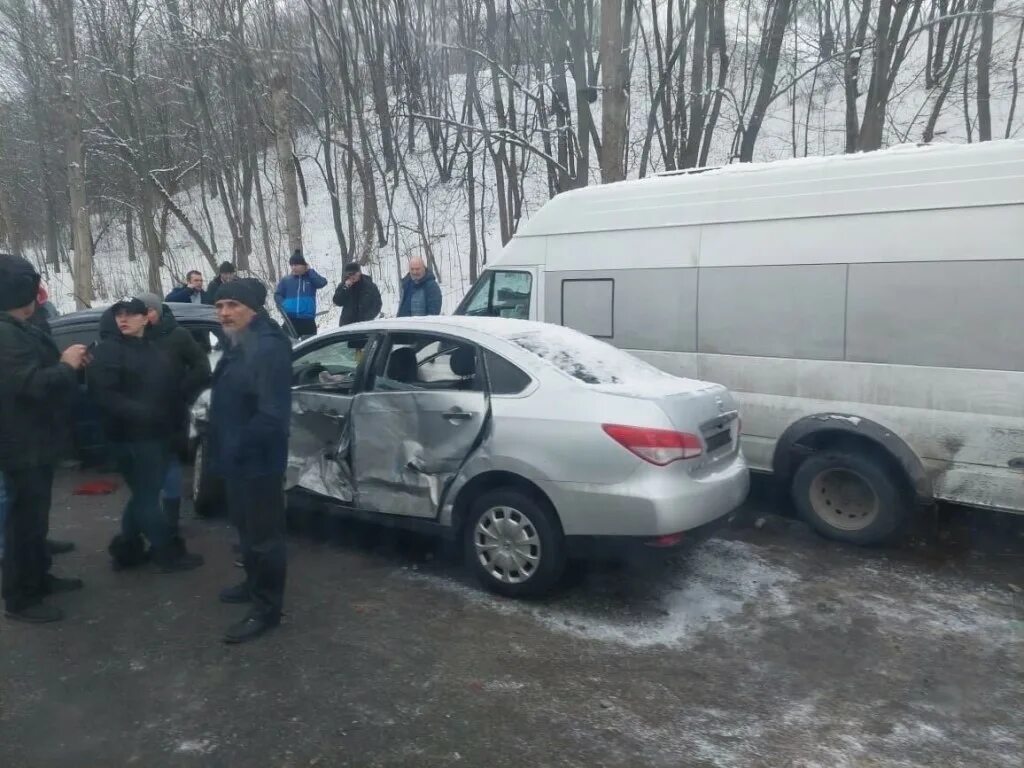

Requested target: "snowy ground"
[{"left": 2, "top": 472, "right": 1021, "bottom": 767}]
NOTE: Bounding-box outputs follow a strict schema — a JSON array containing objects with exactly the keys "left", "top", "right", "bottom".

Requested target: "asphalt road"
[{"left": 1, "top": 470, "right": 1022, "bottom": 768}]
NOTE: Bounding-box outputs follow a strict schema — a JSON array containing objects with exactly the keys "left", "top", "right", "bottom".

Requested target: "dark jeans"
[
  {"left": 113, "top": 441, "right": 171, "bottom": 553},
  {"left": 2, "top": 466, "right": 54, "bottom": 612},
  {"left": 288, "top": 317, "right": 318, "bottom": 337},
  {"left": 226, "top": 474, "right": 286, "bottom": 620}
]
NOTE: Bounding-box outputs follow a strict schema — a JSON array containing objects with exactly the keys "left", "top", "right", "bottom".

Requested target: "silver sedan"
[{"left": 286, "top": 316, "right": 750, "bottom": 596}]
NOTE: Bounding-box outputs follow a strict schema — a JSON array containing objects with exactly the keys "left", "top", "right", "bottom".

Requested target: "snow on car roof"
[{"left": 411, "top": 316, "right": 716, "bottom": 396}]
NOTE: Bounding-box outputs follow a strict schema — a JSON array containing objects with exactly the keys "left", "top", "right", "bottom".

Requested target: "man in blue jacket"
[
  {"left": 210, "top": 278, "right": 292, "bottom": 644},
  {"left": 397, "top": 256, "right": 442, "bottom": 317},
  {"left": 274, "top": 250, "right": 327, "bottom": 337},
  {"left": 165, "top": 270, "right": 206, "bottom": 304}
]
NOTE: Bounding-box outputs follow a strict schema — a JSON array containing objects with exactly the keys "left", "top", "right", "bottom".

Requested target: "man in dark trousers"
[
  {"left": 89, "top": 298, "right": 204, "bottom": 573},
  {"left": 274, "top": 250, "right": 327, "bottom": 337},
  {"left": 136, "top": 293, "right": 211, "bottom": 539},
  {"left": 397, "top": 256, "right": 442, "bottom": 317},
  {"left": 211, "top": 278, "right": 291, "bottom": 644},
  {"left": 333, "top": 262, "right": 383, "bottom": 326},
  {"left": 0, "top": 254, "right": 87, "bottom": 624},
  {"left": 203, "top": 261, "right": 236, "bottom": 305},
  {"left": 165, "top": 270, "right": 206, "bottom": 304}
]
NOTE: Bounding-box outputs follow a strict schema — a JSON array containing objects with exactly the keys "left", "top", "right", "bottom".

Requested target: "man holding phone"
[
  {"left": 0, "top": 254, "right": 87, "bottom": 624},
  {"left": 332, "top": 262, "right": 382, "bottom": 327}
]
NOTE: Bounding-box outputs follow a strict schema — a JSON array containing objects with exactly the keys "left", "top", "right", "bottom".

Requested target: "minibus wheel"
[{"left": 791, "top": 450, "right": 908, "bottom": 545}]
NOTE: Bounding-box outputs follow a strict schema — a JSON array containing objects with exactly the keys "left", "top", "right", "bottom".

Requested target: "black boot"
[
  {"left": 223, "top": 612, "right": 279, "bottom": 644},
  {"left": 108, "top": 534, "right": 151, "bottom": 571},
  {"left": 5, "top": 602, "right": 64, "bottom": 624}
]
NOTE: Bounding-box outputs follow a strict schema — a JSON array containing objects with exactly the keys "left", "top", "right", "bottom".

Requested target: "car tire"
[
  {"left": 191, "top": 436, "right": 224, "bottom": 518},
  {"left": 791, "top": 450, "right": 909, "bottom": 545},
  {"left": 463, "top": 488, "right": 565, "bottom": 598}
]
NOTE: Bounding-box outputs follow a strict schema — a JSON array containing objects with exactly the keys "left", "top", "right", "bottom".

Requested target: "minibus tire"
[{"left": 791, "top": 450, "right": 908, "bottom": 545}]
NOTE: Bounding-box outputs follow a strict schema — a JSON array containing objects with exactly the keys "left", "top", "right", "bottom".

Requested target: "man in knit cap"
[
  {"left": 0, "top": 254, "right": 88, "bottom": 623},
  {"left": 210, "top": 278, "right": 292, "bottom": 643}
]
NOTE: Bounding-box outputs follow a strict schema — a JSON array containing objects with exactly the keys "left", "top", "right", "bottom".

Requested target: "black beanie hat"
[
  {"left": 218, "top": 261, "right": 236, "bottom": 275},
  {"left": 215, "top": 277, "right": 266, "bottom": 310},
  {"left": 289, "top": 249, "right": 307, "bottom": 266},
  {"left": 0, "top": 253, "right": 42, "bottom": 312}
]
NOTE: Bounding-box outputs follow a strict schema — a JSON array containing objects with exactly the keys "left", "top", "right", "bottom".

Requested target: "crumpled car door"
[
  {"left": 287, "top": 385, "right": 356, "bottom": 502},
  {"left": 350, "top": 389, "right": 488, "bottom": 518}
]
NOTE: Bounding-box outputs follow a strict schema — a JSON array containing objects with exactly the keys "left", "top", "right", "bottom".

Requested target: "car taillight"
[{"left": 602, "top": 424, "right": 703, "bottom": 466}]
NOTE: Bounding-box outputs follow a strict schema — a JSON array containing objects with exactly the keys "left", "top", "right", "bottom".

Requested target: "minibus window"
[{"left": 458, "top": 270, "right": 532, "bottom": 319}]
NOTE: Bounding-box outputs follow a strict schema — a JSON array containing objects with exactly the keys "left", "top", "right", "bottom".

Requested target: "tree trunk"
[
  {"left": 859, "top": 0, "right": 894, "bottom": 151},
  {"left": 739, "top": 0, "right": 794, "bottom": 162},
  {"left": 570, "top": 0, "right": 594, "bottom": 185},
  {"left": 600, "top": 0, "right": 627, "bottom": 182},
  {"left": 976, "top": 0, "right": 994, "bottom": 141},
  {"left": 271, "top": 68, "right": 303, "bottom": 257},
  {"left": 48, "top": 0, "right": 93, "bottom": 308}
]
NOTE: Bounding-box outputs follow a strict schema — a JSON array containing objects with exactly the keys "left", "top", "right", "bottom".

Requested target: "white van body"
[{"left": 456, "top": 140, "right": 1024, "bottom": 539}]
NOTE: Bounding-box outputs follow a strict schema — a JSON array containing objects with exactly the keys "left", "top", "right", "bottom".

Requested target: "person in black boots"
[
  {"left": 0, "top": 254, "right": 87, "bottom": 624},
  {"left": 211, "top": 278, "right": 291, "bottom": 644},
  {"left": 135, "top": 293, "right": 211, "bottom": 544},
  {"left": 88, "top": 298, "right": 204, "bottom": 574},
  {"left": 333, "top": 262, "right": 383, "bottom": 326}
]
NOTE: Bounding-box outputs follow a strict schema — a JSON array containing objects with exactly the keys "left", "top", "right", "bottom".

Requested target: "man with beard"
[{"left": 210, "top": 278, "right": 291, "bottom": 643}]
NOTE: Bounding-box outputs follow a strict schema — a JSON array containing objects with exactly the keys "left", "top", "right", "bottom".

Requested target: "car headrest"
[
  {"left": 449, "top": 346, "right": 476, "bottom": 378},
  {"left": 386, "top": 347, "right": 418, "bottom": 383}
]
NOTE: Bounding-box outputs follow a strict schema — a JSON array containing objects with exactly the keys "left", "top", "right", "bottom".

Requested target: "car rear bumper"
[{"left": 544, "top": 451, "right": 750, "bottom": 537}]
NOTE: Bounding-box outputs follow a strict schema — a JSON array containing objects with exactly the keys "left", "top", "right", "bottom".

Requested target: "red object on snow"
[{"left": 73, "top": 479, "right": 119, "bottom": 496}]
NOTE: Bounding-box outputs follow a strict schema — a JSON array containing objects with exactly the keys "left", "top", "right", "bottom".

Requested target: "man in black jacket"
[
  {"left": 333, "top": 262, "right": 383, "bottom": 326},
  {"left": 203, "top": 262, "right": 236, "bottom": 305},
  {"left": 135, "top": 294, "right": 211, "bottom": 538},
  {"left": 0, "top": 254, "right": 87, "bottom": 624},
  {"left": 210, "top": 278, "right": 291, "bottom": 643},
  {"left": 89, "top": 298, "right": 204, "bottom": 573}
]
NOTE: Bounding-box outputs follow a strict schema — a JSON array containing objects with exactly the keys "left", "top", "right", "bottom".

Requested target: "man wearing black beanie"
[
  {"left": 0, "top": 254, "right": 88, "bottom": 623},
  {"left": 209, "top": 277, "right": 292, "bottom": 643}
]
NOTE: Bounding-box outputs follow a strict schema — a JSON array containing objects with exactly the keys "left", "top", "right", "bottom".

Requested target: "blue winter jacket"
[
  {"left": 208, "top": 312, "right": 292, "bottom": 479},
  {"left": 397, "top": 271, "right": 443, "bottom": 317},
  {"left": 165, "top": 285, "right": 204, "bottom": 304},
  {"left": 274, "top": 269, "right": 328, "bottom": 320}
]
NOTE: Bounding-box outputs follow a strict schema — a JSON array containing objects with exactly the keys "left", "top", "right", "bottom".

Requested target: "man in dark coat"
[
  {"left": 89, "top": 298, "right": 204, "bottom": 573},
  {"left": 0, "top": 254, "right": 87, "bottom": 624},
  {"left": 137, "top": 293, "right": 211, "bottom": 536},
  {"left": 203, "top": 261, "right": 236, "bottom": 305},
  {"left": 165, "top": 270, "right": 206, "bottom": 304},
  {"left": 397, "top": 256, "right": 442, "bottom": 317},
  {"left": 333, "top": 262, "right": 383, "bottom": 326},
  {"left": 210, "top": 278, "right": 292, "bottom": 644}
]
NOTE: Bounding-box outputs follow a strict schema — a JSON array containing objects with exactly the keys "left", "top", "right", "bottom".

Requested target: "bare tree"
[{"left": 45, "top": 0, "right": 93, "bottom": 307}]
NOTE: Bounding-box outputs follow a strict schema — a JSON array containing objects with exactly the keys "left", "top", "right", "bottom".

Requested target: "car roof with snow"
[
  {"left": 333, "top": 316, "right": 718, "bottom": 397},
  {"left": 510, "top": 139, "right": 1024, "bottom": 238}
]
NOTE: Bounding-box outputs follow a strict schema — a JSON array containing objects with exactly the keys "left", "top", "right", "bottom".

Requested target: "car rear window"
[{"left": 507, "top": 326, "right": 710, "bottom": 397}]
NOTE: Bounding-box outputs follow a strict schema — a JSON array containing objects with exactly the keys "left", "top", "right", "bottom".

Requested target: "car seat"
[
  {"left": 385, "top": 346, "right": 419, "bottom": 385},
  {"left": 449, "top": 346, "right": 476, "bottom": 389}
]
